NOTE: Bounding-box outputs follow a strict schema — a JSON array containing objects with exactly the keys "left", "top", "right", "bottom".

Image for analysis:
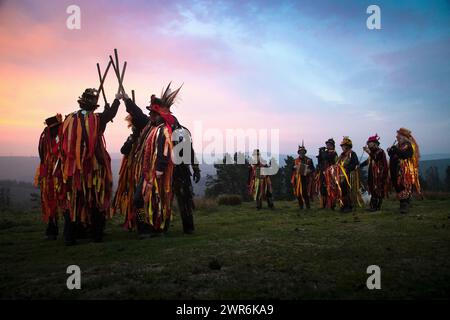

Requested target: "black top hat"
[{"left": 45, "top": 114, "right": 62, "bottom": 128}]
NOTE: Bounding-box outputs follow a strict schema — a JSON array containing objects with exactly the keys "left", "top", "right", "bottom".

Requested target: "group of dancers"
[
  {"left": 248, "top": 130, "right": 421, "bottom": 214},
  {"left": 35, "top": 51, "right": 421, "bottom": 245}
]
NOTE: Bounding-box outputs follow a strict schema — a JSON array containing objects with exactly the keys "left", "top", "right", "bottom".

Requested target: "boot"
[
  {"left": 305, "top": 198, "right": 311, "bottom": 210},
  {"left": 377, "top": 198, "right": 383, "bottom": 211},
  {"left": 63, "top": 212, "right": 77, "bottom": 246},
  {"left": 45, "top": 218, "right": 58, "bottom": 240},
  {"left": 182, "top": 214, "right": 195, "bottom": 234},
  {"left": 136, "top": 209, "right": 152, "bottom": 239},
  {"left": 343, "top": 206, "right": 352, "bottom": 213},
  {"left": 368, "top": 197, "right": 377, "bottom": 212},
  {"left": 400, "top": 199, "right": 409, "bottom": 214},
  {"left": 91, "top": 209, "right": 105, "bottom": 243},
  {"left": 267, "top": 193, "right": 274, "bottom": 210}
]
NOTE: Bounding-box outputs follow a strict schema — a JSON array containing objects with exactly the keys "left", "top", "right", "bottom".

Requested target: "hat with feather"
[
  {"left": 397, "top": 127, "right": 420, "bottom": 159},
  {"left": 147, "top": 82, "right": 182, "bottom": 112},
  {"left": 147, "top": 82, "right": 182, "bottom": 126},
  {"left": 367, "top": 134, "right": 380, "bottom": 145},
  {"left": 298, "top": 140, "right": 307, "bottom": 154},
  {"left": 340, "top": 136, "right": 353, "bottom": 147}
]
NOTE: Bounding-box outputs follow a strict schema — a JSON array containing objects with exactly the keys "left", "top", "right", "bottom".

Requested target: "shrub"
[
  {"left": 217, "top": 194, "right": 242, "bottom": 206},
  {"left": 421, "top": 192, "right": 450, "bottom": 201},
  {"left": 194, "top": 197, "right": 218, "bottom": 211}
]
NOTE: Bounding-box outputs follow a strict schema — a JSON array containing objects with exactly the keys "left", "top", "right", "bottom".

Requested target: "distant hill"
[
  {"left": 0, "top": 180, "right": 39, "bottom": 210},
  {"left": 419, "top": 154, "right": 450, "bottom": 161},
  {"left": 0, "top": 156, "right": 214, "bottom": 197},
  {"left": 420, "top": 158, "right": 450, "bottom": 180}
]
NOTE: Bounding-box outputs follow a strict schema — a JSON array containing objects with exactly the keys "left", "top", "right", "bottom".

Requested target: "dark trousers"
[
  {"left": 45, "top": 216, "right": 59, "bottom": 237},
  {"left": 173, "top": 165, "right": 195, "bottom": 234},
  {"left": 370, "top": 196, "right": 383, "bottom": 210},
  {"left": 297, "top": 178, "right": 310, "bottom": 209},
  {"left": 340, "top": 182, "right": 353, "bottom": 211},
  {"left": 257, "top": 191, "right": 274, "bottom": 209}
]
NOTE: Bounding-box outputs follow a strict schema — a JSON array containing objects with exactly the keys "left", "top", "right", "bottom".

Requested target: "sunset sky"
[{"left": 0, "top": 0, "right": 449, "bottom": 159}]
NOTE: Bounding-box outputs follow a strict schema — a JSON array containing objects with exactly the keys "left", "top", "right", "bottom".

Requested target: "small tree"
[
  {"left": 205, "top": 152, "right": 251, "bottom": 200},
  {"left": 425, "top": 166, "right": 441, "bottom": 191},
  {"left": 5, "top": 188, "right": 10, "bottom": 208},
  {"left": 0, "top": 187, "right": 4, "bottom": 209},
  {"left": 30, "top": 192, "right": 41, "bottom": 210},
  {"left": 419, "top": 174, "right": 428, "bottom": 191},
  {"left": 282, "top": 156, "right": 295, "bottom": 201},
  {"left": 444, "top": 166, "right": 450, "bottom": 192}
]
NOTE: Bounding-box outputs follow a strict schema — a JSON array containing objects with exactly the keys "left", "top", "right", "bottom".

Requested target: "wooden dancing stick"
[
  {"left": 96, "top": 60, "right": 112, "bottom": 104},
  {"left": 114, "top": 48, "right": 120, "bottom": 76},
  {"left": 96, "top": 63, "right": 108, "bottom": 105},
  {"left": 109, "top": 54, "right": 126, "bottom": 95},
  {"left": 131, "top": 90, "right": 135, "bottom": 103},
  {"left": 119, "top": 61, "right": 127, "bottom": 95}
]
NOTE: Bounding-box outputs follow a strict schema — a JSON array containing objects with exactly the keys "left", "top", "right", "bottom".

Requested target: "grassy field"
[{"left": 0, "top": 198, "right": 449, "bottom": 299}]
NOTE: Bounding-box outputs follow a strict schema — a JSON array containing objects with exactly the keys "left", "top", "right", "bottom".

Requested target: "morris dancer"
[
  {"left": 122, "top": 86, "right": 200, "bottom": 236},
  {"left": 360, "top": 134, "right": 388, "bottom": 211},
  {"left": 337, "top": 136, "right": 362, "bottom": 212},
  {"left": 248, "top": 149, "right": 274, "bottom": 210},
  {"left": 291, "top": 142, "right": 315, "bottom": 209},
  {"left": 60, "top": 88, "right": 120, "bottom": 245},
  {"left": 316, "top": 138, "right": 338, "bottom": 209},
  {"left": 387, "top": 128, "right": 421, "bottom": 214},
  {"left": 35, "top": 114, "right": 63, "bottom": 240}
]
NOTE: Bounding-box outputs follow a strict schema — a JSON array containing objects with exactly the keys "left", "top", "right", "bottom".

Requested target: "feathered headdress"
[
  {"left": 147, "top": 82, "right": 183, "bottom": 127},
  {"left": 160, "top": 82, "right": 183, "bottom": 109}
]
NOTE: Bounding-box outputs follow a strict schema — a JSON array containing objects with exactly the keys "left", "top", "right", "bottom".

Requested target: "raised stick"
[
  {"left": 96, "top": 60, "right": 112, "bottom": 103},
  {"left": 118, "top": 61, "right": 127, "bottom": 95},
  {"left": 96, "top": 63, "right": 108, "bottom": 105},
  {"left": 109, "top": 55, "right": 126, "bottom": 95}
]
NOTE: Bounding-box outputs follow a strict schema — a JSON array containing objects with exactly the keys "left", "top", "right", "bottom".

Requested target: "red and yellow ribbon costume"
[{"left": 59, "top": 111, "right": 113, "bottom": 223}]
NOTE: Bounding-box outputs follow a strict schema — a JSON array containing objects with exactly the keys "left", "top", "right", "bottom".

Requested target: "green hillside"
[{"left": 1, "top": 198, "right": 449, "bottom": 299}]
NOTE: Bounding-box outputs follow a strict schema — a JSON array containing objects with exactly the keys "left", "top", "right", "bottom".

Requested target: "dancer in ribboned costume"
[
  {"left": 360, "top": 134, "right": 389, "bottom": 212},
  {"left": 291, "top": 141, "right": 315, "bottom": 210},
  {"left": 59, "top": 88, "right": 120, "bottom": 245},
  {"left": 248, "top": 149, "right": 274, "bottom": 210},
  {"left": 121, "top": 83, "right": 200, "bottom": 237},
  {"left": 35, "top": 114, "right": 64, "bottom": 240},
  {"left": 316, "top": 138, "right": 338, "bottom": 209},
  {"left": 387, "top": 128, "right": 421, "bottom": 214},
  {"left": 336, "top": 136, "right": 362, "bottom": 212}
]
